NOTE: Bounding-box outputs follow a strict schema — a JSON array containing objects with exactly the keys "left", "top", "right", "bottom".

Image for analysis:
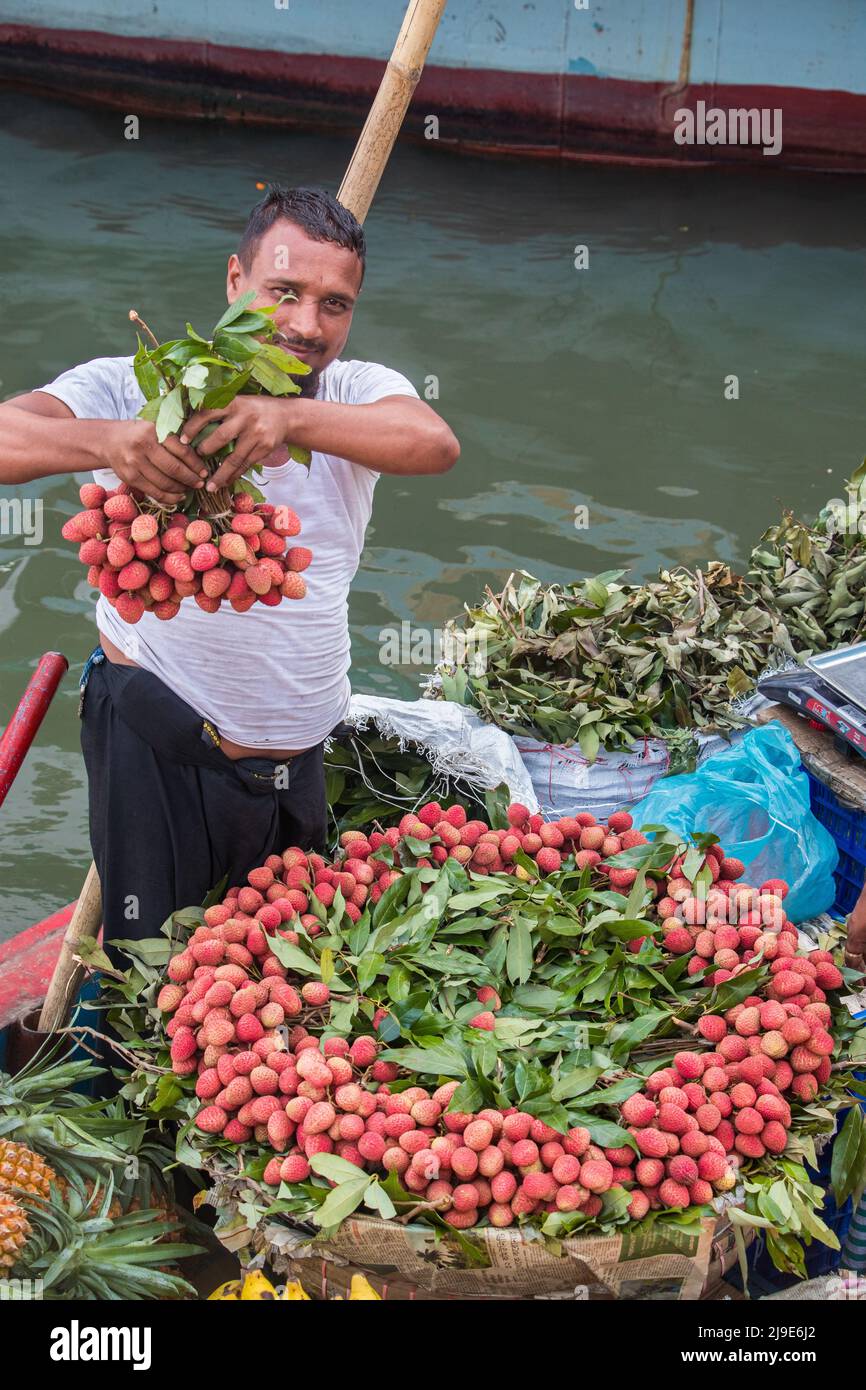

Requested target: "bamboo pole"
[
  {"left": 338, "top": 0, "right": 448, "bottom": 224},
  {"left": 37, "top": 0, "right": 448, "bottom": 1036},
  {"left": 38, "top": 861, "right": 102, "bottom": 1032}
]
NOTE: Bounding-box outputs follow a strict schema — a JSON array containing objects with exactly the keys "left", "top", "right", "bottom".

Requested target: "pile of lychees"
[
  {"left": 62, "top": 481, "right": 311, "bottom": 622},
  {"left": 654, "top": 849, "right": 844, "bottom": 993},
  {"left": 328, "top": 801, "right": 650, "bottom": 894},
  {"left": 251, "top": 1045, "right": 738, "bottom": 1228},
  {"left": 186, "top": 1015, "right": 738, "bottom": 1228},
  {"left": 613, "top": 975, "right": 841, "bottom": 1211},
  {"left": 157, "top": 795, "right": 852, "bottom": 1231}
]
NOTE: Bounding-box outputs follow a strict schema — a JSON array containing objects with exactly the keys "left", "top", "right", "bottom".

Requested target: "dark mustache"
[{"left": 273, "top": 332, "right": 323, "bottom": 354}]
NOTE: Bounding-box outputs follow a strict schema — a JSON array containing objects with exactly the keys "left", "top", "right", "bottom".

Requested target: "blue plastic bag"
[{"left": 627, "top": 724, "right": 838, "bottom": 923}]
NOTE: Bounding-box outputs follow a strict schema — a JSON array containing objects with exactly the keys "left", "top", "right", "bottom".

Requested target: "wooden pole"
[
  {"left": 338, "top": 0, "right": 448, "bottom": 224},
  {"left": 36, "top": 0, "right": 448, "bottom": 1037},
  {"left": 38, "top": 861, "right": 101, "bottom": 1032}
]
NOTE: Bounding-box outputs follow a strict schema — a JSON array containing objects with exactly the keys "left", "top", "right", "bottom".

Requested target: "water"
[{"left": 1, "top": 91, "right": 865, "bottom": 938}]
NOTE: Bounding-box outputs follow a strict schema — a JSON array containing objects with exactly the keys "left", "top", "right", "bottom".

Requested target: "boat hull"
[
  {"left": 1, "top": 2, "right": 866, "bottom": 170},
  {"left": 0, "top": 904, "right": 73, "bottom": 1062}
]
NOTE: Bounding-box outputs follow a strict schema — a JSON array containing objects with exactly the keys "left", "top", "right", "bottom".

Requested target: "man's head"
[{"left": 228, "top": 186, "right": 367, "bottom": 396}]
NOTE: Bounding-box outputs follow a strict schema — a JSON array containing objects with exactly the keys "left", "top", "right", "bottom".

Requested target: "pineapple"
[
  {"left": 0, "top": 1140, "right": 56, "bottom": 1202},
  {"left": 0, "top": 1194, "right": 30, "bottom": 1269}
]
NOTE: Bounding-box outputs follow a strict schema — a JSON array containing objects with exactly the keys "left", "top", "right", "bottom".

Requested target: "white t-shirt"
[{"left": 40, "top": 355, "right": 418, "bottom": 749}]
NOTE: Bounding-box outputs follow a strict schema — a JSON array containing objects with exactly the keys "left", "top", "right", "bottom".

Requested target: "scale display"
[
  {"left": 757, "top": 644, "right": 866, "bottom": 761},
  {"left": 808, "top": 643, "right": 866, "bottom": 711}
]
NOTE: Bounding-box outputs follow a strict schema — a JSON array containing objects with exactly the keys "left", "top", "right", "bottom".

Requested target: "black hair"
[{"left": 237, "top": 185, "right": 366, "bottom": 274}]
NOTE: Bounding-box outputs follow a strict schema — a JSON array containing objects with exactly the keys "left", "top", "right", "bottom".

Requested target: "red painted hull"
[
  {"left": 1, "top": 23, "right": 865, "bottom": 170},
  {"left": 0, "top": 903, "right": 74, "bottom": 1028}
]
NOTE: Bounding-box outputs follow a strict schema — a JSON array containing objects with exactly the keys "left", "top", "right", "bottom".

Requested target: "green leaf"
[
  {"left": 607, "top": 1009, "right": 671, "bottom": 1052},
  {"left": 729, "top": 1206, "right": 774, "bottom": 1230},
  {"left": 831, "top": 1104, "right": 866, "bottom": 1207},
  {"left": 387, "top": 964, "right": 412, "bottom": 1003},
  {"left": 789, "top": 1192, "right": 841, "bottom": 1248},
  {"left": 379, "top": 1045, "right": 468, "bottom": 1079},
  {"left": 356, "top": 952, "right": 386, "bottom": 993},
  {"left": 506, "top": 920, "right": 533, "bottom": 985},
  {"left": 550, "top": 1066, "right": 602, "bottom": 1102},
  {"left": 182, "top": 362, "right": 209, "bottom": 390},
  {"left": 150, "top": 1074, "right": 184, "bottom": 1113},
  {"left": 598, "top": 917, "right": 657, "bottom": 943},
  {"left": 213, "top": 330, "right": 262, "bottom": 365},
  {"left": 483, "top": 783, "right": 511, "bottom": 830},
  {"left": 492, "top": 1017, "right": 545, "bottom": 1045},
  {"left": 578, "top": 723, "right": 600, "bottom": 764},
  {"left": 584, "top": 576, "right": 609, "bottom": 608},
  {"left": 133, "top": 339, "right": 162, "bottom": 399},
  {"left": 450, "top": 1079, "right": 486, "bottom": 1112},
  {"left": 566, "top": 1114, "right": 635, "bottom": 1149},
  {"left": 309, "top": 1153, "right": 369, "bottom": 1185},
  {"left": 155, "top": 386, "right": 185, "bottom": 443},
  {"left": 211, "top": 290, "right": 257, "bottom": 332},
  {"left": 202, "top": 366, "right": 253, "bottom": 410},
  {"left": 448, "top": 884, "right": 515, "bottom": 912},
  {"left": 706, "top": 967, "right": 766, "bottom": 1012},
  {"left": 767, "top": 1179, "right": 794, "bottom": 1223},
  {"left": 312, "top": 1176, "right": 371, "bottom": 1229},
  {"left": 267, "top": 935, "right": 321, "bottom": 976},
  {"left": 320, "top": 948, "right": 335, "bottom": 986},
  {"left": 681, "top": 846, "right": 705, "bottom": 883},
  {"left": 510, "top": 985, "right": 565, "bottom": 1011},
  {"left": 577, "top": 1076, "right": 645, "bottom": 1108},
  {"left": 250, "top": 355, "right": 303, "bottom": 395},
  {"left": 363, "top": 1182, "right": 397, "bottom": 1221},
  {"left": 220, "top": 311, "right": 273, "bottom": 335},
  {"left": 137, "top": 397, "right": 162, "bottom": 423}
]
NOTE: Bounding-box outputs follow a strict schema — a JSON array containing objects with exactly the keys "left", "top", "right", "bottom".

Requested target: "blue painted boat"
[{"left": 0, "top": 0, "right": 864, "bottom": 169}]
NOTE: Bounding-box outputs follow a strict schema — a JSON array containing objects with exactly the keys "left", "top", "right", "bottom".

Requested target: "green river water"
[{"left": 1, "top": 91, "right": 865, "bottom": 937}]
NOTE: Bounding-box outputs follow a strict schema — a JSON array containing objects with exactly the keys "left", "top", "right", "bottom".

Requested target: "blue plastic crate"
[{"left": 804, "top": 767, "right": 866, "bottom": 916}]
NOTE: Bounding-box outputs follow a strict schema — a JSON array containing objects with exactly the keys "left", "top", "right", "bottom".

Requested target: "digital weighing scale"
[{"left": 757, "top": 642, "right": 866, "bottom": 760}]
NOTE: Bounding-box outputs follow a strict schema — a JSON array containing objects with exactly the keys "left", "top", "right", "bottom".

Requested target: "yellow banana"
[
  {"left": 349, "top": 1274, "right": 381, "bottom": 1300},
  {"left": 280, "top": 1280, "right": 311, "bottom": 1301},
  {"left": 207, "top": 1279, "right": 242, "bottom": 1300},
  {"left": 240, "top": 1270, "right": 278, "bottom": 1300}
]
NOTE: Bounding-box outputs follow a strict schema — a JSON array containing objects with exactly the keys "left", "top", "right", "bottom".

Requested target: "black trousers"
[{"left": 80, "top": 653, "right": 327, "bottom": 968}]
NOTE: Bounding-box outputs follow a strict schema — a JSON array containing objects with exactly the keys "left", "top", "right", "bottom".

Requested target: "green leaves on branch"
[{"left": 130, "top": 290, "right": 312, "bottom": 470}]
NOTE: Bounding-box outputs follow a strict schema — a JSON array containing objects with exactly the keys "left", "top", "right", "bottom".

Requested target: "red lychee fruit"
[
  {"left": 719, "top": 857, "right": 746, "bottom": 880},
  {"left": 536, "top": 846, "right": 562, "bottom": 874},
  {"left": 659, "top": 1178, "right": 691, "bottom": 1208},
  {"left": 469, "top": 1011, "right": 496, "bottom": 1031}
]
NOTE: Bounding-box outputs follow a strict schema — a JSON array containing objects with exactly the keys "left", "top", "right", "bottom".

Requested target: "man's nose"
[{"left": 281, "top": 298, "right": 320, "bottom": 343}]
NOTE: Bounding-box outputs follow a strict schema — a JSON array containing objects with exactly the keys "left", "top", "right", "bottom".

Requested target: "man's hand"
[
  {"left": 846, "top": 887, "right": 866, "bottom": 973},
  {"left": 101, "top": 419, "right": 208, "bottom": 505},
  {"left": 182, "top": 398, "right": 296, "bottom": 491}
]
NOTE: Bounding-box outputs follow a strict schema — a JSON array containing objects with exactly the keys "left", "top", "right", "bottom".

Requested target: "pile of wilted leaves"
[
  {"left": 748, "top": 459, "right": 866, "bottom": 655},
  {"left": 428, "top": 565, "right": 791, "bottom": 767}
]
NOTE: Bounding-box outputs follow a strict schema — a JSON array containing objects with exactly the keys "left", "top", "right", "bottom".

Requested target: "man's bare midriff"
[{"left": 98, "top": 630, "right": 310, "bottom": 761}]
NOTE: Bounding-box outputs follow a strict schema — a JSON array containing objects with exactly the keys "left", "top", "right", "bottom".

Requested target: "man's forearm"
[
  {"left": 0, "top": 403, "right": 104, "bottom": 484},
  {"left": 287, "top": 396, "right": 459, "bottom": 476},
  {"left": 847, "top": 879, "right": 866, "bottom": 958}
]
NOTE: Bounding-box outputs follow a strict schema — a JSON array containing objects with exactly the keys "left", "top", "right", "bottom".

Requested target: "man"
[
  {"left": 0, "top": 186, "right": 459, "bottom": 956},
  {"left": 846, "top": 882, "right": 866, "bottom": 974}
]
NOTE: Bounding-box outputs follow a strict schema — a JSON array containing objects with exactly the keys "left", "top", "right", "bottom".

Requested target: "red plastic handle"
[{"left": 0, "top": 652, "right": 69, "bottom": 808}]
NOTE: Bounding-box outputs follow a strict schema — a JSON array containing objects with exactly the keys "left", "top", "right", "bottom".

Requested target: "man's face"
[{"left": 226, "top": 219, "right": 363, "bottom": 396}]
